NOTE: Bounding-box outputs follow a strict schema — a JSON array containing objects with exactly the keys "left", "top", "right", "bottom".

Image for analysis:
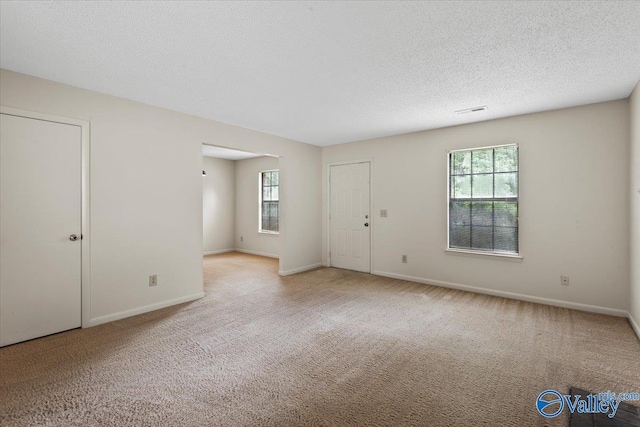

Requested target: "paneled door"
[
  {"left": 0, "top": 113, "right": 82, "bottom": 347},
  {"left": 329, "top": 162, "right": 370, "bottom": 273}
]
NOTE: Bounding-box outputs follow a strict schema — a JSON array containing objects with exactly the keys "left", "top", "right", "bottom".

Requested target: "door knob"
[
  {"left": 69, "top": 234, "right": 79, "bottom": 241},
  {"left": 364, "top": 223, "right": 369, "bottom": 227}
]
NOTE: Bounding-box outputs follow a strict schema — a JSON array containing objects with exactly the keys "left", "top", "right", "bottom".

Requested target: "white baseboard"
[
  {"left": 203, "top": 249, "right": 235, "bottom": 256},
  {"left": 234, "top": 248, "right": 279, "bottom": 259},
  {"left": 86, "top": 292, "right": 205, "bottom": 327},
  {"left": 279, "top": 263, "right": 323, "bottom": 276},
  {"left": 629, "top": 312, "right": 640, "bottom": 340},
  {"left": 372, "top": 270, "right": 628, "bottom": 318}
]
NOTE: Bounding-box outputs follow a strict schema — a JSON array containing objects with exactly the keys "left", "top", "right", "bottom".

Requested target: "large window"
[
  {"left": 260, "top": 170, "right": 279, "bottom": 233},
  {"left": 448, "top": 145, "right": 519, "bottom": 255}
]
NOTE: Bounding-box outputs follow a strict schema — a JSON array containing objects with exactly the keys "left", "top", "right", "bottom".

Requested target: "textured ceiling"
[
  {"left": 202, "top": 145, "right": 262, "bottom": 160},
  {"left": 1, "top": 1, "right": 639, "bottom": 146}
]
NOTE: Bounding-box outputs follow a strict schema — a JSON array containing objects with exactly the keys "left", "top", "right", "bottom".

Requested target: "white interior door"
[
  {"left": 0, "top": 113, "right": 82, "bottom": 347},
  {"left": 330, "top": 162, "right": 370, "bottom": 273}
]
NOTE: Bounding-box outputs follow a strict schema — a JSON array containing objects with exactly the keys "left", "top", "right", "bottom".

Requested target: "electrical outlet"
[
  {"left": 240, "top": 236, "right": 244, "bottom": 242},
  {"left": 149, "top": 274, "right": 158, "bottom": 287},
  {"left": 561, "top": 275, "right": 569, "bottom": 286},
  {"left": 380, "top": 209, "right": 388, "bottom": 218},
  {"left": 402, "top": 255, "right": 407, "bottom": 263}
]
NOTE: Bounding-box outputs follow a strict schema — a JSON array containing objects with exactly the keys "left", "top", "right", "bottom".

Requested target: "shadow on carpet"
[{"left": 570, "top": 388, "right": 640, "bottom": 427}]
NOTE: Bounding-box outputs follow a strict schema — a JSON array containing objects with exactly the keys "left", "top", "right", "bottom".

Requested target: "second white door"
[
  {"left": 330, "top": 162, "right": 370, "bottom": 273},
  {"left": 0, "top": 113, "right": 82, "bottom": 347}
]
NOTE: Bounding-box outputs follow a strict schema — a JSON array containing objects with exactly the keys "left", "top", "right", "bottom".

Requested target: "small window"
[
  {"left": 448, "top": 145, "right": 519, "bottom": 255},
  {"left": 260, "top": 170, "right": 279, "bottom": 233}
]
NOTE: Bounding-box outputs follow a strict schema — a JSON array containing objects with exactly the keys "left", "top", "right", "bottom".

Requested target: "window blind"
[{"left": 449, "top": 145, "right": 519, "bottom": 254}]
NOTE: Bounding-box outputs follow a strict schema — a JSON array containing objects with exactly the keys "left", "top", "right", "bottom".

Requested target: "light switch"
[{"left": 380, "top": 209, "right": 388, "bottom": 218}]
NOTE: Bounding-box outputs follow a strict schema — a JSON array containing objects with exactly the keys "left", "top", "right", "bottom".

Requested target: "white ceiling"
[
  {"left": 202, "top": 145, "right": 262, "bottom": 161},
  {"left": 1, "top": 1, "right": 639, "bottom": 146}
]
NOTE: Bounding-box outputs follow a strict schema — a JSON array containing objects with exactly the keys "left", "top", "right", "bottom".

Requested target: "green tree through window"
[{"left": 449, "top": 145, "right": 518, "bottom": 254}]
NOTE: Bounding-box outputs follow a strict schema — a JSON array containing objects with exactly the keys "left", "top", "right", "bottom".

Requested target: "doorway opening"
[{"left": 201, "top": 144, "right": 281, "bottom": 275}]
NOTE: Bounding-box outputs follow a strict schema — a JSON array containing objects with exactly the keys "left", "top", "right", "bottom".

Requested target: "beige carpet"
[{"left": 1, "top": 252, "right": 639, "bottom": 426}]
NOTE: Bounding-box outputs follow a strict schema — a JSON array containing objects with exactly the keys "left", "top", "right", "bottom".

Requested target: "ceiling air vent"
[{"left": 455, "top": 106, "right": 488, "bottom": 115}]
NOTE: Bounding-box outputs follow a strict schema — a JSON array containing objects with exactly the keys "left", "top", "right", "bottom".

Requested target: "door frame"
[
  {"left": 1, "top": 106, "right": 91, "bottom": 328},
  {"left": 327, "top": 159, "right": 374, "bottom": 273}
]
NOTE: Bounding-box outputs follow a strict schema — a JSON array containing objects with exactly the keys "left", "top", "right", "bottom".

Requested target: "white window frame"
[
  {"left": 259, "top": 169, "right": 279, "bottom": 234},
  {"left": 446, "top": 143, "right": 521, "bottom": 259}
]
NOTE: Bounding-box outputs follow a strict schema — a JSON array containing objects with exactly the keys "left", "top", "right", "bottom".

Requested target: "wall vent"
[{"left": 455, "top": 105, "right": 488, "bottom": 114}]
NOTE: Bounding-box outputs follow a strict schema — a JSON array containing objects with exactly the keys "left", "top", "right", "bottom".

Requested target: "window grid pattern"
[
  {"left": 449, "top": 145, "right": 519, "bottom": 254},
  {"left": 260, "top": 170, "right": 279, "bottom": 233}
]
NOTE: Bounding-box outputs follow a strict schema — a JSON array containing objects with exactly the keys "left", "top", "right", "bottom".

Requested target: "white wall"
[
  {"left": 235, "top": 156, "right": 280, "bottom": 258},
  {"left": 323, "top": 100, "right": 630, "bottom": 314},
  {"left": 0, "top": 69, "right": 322, "bottom": 325},
  {"left": 202, "top": 155, "right": 235, "bottom": 254},
  {"left": 630, "top": 81, "right": 640, "bottom": 333}
]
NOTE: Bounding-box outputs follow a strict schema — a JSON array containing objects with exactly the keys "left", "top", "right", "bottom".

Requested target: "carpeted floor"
[{"left": 1, "top": 252, "right": 639, "bottom": 426}]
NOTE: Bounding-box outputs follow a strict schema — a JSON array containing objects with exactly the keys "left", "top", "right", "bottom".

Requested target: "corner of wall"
[{"left": 629, "top": 80, "right": 640, "bottom": 339}]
